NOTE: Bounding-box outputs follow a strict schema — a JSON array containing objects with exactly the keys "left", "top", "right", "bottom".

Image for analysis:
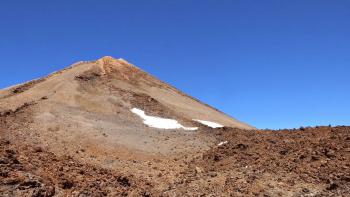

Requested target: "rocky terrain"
[
  {"left": 172, "top": 126, "right": 350, "bottom": 196},
  {"left": 0, "top": 57, "right": 349, "bottom": 196},
  {"left": 1, "top": 122, "right": 349, "bottom": 196}
]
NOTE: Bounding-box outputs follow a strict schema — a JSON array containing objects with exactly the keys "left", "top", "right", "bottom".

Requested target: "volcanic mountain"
[
  {"left": 0, "top": 56, "right": 251, "bottom": 193},
  {"left": 1, "top": 57, "right": 348, "bottom": 196},
  {"left": 0, "top": 56, "right": 252, "bottom": 152}
]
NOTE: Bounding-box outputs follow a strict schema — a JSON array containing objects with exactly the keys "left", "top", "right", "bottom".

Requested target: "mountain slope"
[
  {"left": 0, "top": 56, "right": 252, "bottom": 129},
  {"left": 0, "top": 56, "right": 253, "bottom": 155},
  {"left": 0, "top": 57, "right": 348, "bottom": 196},
  {"left": 0, "top": 56, "right": 254, "bottom": 195}
]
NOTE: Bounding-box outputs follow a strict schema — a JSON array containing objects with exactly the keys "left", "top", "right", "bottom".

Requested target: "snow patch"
[
  {"left": 131, "top": 108, "right": 198, "bottom": 131},
  {"left": 193, "top": 119, "right": 224, "bottom": 128},
  {"left": 218, "top": 141, "right": 228, "bottom": 146},
  {"left": 183, "top": 127, "right": 199, "bottom": 131}
]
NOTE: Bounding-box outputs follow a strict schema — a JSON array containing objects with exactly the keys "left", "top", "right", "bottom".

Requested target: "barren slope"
[
  {"left": 0, "top": 56, "right": 252, "bottom": 156},
  {"left": 0, "top": 57, "right": 348, "bottom": 196},
  {"left": 0, "top": 56, "right": 254, "bottom": 195},
  {"left": 0, "top": 56, "right": 252, "bottom": 129}
]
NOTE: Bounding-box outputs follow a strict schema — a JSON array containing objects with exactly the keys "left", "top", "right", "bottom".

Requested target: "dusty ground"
[{"left": 0, "top": 57, "right": 349, "bottom": 196}]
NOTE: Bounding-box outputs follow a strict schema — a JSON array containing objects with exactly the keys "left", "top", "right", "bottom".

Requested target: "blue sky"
[{"left": 0, "top": 1, "right": 349, "bottom": 129}]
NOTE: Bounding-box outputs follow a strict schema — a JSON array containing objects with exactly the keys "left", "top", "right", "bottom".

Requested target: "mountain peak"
[
  {"left": 99, "top": 55, "right": 117, "bottom": 60},
  {"left": 96, "top": 56, "right": 134, "bottom": 75},
  {"left": 96, "top": 56, "right": 119, "bottom": 65}
]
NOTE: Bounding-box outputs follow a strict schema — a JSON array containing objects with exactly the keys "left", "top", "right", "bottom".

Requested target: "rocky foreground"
[{"left": 1, "top": 126, "right": 349, "bottom": 196}]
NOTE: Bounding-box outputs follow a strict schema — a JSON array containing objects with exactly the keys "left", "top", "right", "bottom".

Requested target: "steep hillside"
[{"left": 0, "top": 56, "right": 253, "bottom": 157}]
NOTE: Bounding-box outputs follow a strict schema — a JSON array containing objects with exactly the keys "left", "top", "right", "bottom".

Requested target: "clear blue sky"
[{"left": 1, "top": 1, "right": 349, "bottom": 129}]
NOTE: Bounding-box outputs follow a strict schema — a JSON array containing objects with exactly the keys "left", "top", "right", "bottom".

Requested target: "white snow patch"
[
  {"left": 218, "top": 141, "right": 228, "bottom": 146},
  {"left": 183, "top": 127, "right": 199, "bottom": 131},
  {"left": 131, "top": 108, "right": 198, "bottom": 131},
  {"left": 193, "top": 119, "right": 224, "bottom": 128}
]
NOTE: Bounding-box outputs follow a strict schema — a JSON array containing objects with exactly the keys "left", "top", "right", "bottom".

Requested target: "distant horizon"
[{"left": 1, "top": 1, "right": 349, "bottom": 129}]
